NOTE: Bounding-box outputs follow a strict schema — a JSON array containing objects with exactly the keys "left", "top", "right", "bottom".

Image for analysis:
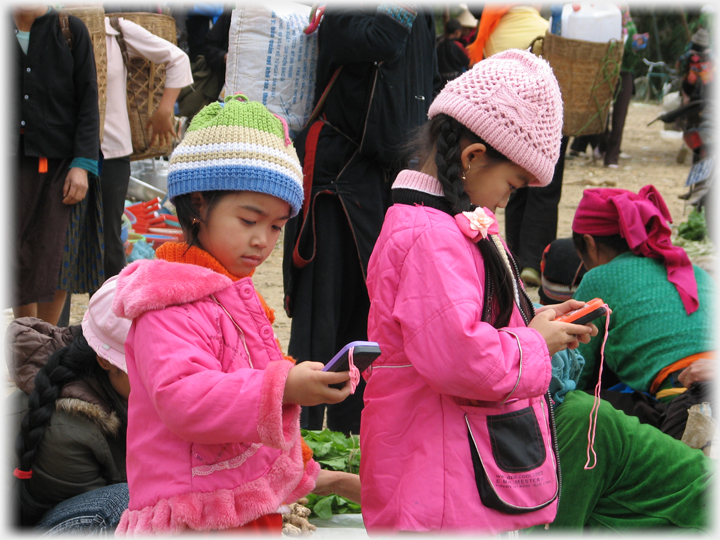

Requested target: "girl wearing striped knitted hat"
[
  {"left": 110, "top": 95, "right": 353, "bottom": 534},
  {"left": 360, "top": 49, "right": 712, "bottom": 533}
]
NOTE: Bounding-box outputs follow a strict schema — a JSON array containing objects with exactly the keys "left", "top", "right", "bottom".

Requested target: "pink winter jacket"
[
  {"left": 111, "top": 259, "right": 319, "bottom": 534},
  {"left": 362, "top": 191, "right": 555, "bottom": 534}
]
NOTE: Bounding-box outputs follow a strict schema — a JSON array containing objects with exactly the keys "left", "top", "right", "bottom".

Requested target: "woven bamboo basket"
[
  {"left": 61, "top": 5, "right": 107, "bottom": 144},
  {"left": 105, "top": 12, "right": 178, "bottom": 161},
  {"left": 538, "top": 32, "right": 624, "bottom": 137}
]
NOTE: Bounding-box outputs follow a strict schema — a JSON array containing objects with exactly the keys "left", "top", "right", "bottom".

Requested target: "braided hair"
[
  {"left": 424, "top": 114, "right": 535, "bottom": 328},
  {"left": 14, "top": 329, "right": 128, "bottom": 527}
]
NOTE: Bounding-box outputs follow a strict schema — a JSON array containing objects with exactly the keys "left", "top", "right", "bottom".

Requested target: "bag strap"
[
  {"left": 58, "top": 11, "right": 73, "bottom": 51},
  {"left": 303, "top": 66, "right": 342, "bottom": 130},
  {"left": 109, "top": 17, "right": 151, "bottom": 151},
  {"left": 292, "top": 118, "right": 325, "bottom": 269}
]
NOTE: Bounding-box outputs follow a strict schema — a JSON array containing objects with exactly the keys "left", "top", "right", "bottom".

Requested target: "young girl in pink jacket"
[
  {"left": 361, "top": 49, "right": 713, "bottom": 534},
  {"left": 111, "top": 95, "right": 353, "bottom": 534}
]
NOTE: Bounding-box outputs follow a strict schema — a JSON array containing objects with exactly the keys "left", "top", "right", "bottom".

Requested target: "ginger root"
[{"left": 282, "top": 502, "right": 316, "bottom": 536}]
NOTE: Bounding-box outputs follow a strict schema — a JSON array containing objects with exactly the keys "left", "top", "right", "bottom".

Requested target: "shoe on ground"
[
  {"left": 520, "top": 267, "right": 541, "bottom": 288},
  {"left": 605, "top": 163, "right": 619, "bottom": 169},
  {"left": 619, "top": 152, "right": 631, "bottom": 159}
]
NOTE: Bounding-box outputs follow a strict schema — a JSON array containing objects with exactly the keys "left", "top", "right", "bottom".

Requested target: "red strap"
[
  {"left": 13, "top": 468, "right": 32, "bottom": 480},
  {"left": 292, "top": 119, "right": 324, "bottom": 269}
]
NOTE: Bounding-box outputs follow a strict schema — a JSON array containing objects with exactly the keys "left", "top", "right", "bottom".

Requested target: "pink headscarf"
[{"left": 572, "top": 185, "right": 699, "bottom": 314}]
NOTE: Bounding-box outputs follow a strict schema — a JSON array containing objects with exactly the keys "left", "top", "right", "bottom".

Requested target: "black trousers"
[
  {"left": 504, "top": 136, "right": 569, "bottom": 272},
  {"left": 99, "top": 157, "right": 130, "bottom": 279}
]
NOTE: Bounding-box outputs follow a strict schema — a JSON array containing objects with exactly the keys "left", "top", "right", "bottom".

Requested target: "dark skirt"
[
  {"left": 15, "top": 151, "right": 73, "bottom": 305},
  {"left": 57, "top": 171, "right": 105, "bottom": 296}
]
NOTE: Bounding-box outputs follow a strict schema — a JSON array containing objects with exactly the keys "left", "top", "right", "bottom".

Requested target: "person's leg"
[
  {"left": 504, "top": 183, "right": 528, "bottom": 264},
  {"left": 99, "top": 157, "right": 131, "bottom": 279},
  {"left": 603, "top": 71, "right": 634, "bottom": 167},
  {"left": 34, "top": 483, "right": 129, "bottom": 536},
  {"left": 35, "top": 290, "right": 68, "bottom": 327},
  {"left": 307, "top": 194, "right": 368, "bottom": 436},
  {"left": 551, "top": 391, "right": 712, "bottom": 532},
  {"left": 15, "top": 153, "right": 73, "bottom": 310},
  {"left": 506, "top": 136, "right": 569, "bottom": 276},
  {"left": 13, "top": 303, "right": 37, "bottom": 319}
]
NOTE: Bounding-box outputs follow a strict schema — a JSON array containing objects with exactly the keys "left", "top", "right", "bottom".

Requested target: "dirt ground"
[{"left": 67, "top": 101, "right": 713, "bottom": 351}]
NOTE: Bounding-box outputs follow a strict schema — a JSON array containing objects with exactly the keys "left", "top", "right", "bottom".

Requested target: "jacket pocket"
[{"left": 462, "top": 397, "right": 559, "bottom": 523}]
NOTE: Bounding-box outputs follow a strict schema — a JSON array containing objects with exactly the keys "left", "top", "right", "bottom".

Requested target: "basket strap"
[
  {"left": 109, "top": 17, "right": 151, "bottom": 151},
  {"left": 58, "top": 11, "right": 73, "bottom": 51}
]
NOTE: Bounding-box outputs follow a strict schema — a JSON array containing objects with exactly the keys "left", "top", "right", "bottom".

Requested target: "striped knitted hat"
[
  {"left": 167, "top": 94, "right": 304, "bottom": 216},
  {"left": 428, "top": 49, "right": 563, "bottom": 187}
]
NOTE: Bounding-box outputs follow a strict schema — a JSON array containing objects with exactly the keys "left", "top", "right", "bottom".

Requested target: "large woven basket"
[
  {"left": 105, "top": 12, "right": 178, "bottom": 161},
  {"left": 61, "top": 5, "right": 107, "bottom": 144},
  {"left": 538, "top": 32, "right": 624, "bottom": 137}
]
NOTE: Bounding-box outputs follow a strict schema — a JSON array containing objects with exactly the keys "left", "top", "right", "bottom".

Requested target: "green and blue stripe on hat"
[{"left": 167, "top": 94, "right": 304, "bottom": 217}]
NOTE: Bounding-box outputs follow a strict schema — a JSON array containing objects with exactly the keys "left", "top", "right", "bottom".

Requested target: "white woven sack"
[{"left": 226, "top": 2, "right": 318, "bottom": 138}]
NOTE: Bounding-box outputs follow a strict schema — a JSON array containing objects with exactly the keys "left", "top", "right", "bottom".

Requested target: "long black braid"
[
  {"left": 429, "top": 114, "right": 535, "bottom": 328},
  {"left": 14, "top": 329, "right": 128, "bottom": 527}
]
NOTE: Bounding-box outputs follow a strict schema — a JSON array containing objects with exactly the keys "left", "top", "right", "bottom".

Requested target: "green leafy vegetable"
[
  {"left": 301, "top": 429, "right": 362, "bottom": 518},
  {"left": 678, "top": 208, "right": 708, "bottom": 241}
]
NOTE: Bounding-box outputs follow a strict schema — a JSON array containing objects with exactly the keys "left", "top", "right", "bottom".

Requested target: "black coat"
[
  {"left": 282, "top": 5, "right": 440, "bottom": 361},
  {"left": 202, "top": 10, "right": 231, "bottom": 88},
  {"left": 13, "top": 7, "right": 99, "bottom": 160}
]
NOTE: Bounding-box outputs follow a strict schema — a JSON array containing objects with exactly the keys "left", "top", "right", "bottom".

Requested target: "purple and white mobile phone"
[{"left": 322, "top": 341, "right": 381, "bottom": 389}]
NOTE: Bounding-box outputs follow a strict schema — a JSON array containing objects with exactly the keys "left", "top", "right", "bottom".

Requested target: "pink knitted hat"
[{"left": 428, "top": 49, "right": 563, "bottom": 186}]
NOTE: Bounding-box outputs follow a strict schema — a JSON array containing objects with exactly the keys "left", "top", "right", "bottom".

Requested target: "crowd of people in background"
[{"left": 7, "top": 2, "right": 715, "bottom": 537}]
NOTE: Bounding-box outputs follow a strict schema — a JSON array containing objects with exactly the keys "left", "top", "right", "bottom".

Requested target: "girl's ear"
[
  {"left": 96, "top": 355, "right": 113, "bottom": 372},
  {"left": 460, "top": 142, "right": 487, "bottom": 171},
  {"left": 190, "top": 192, "right": 206, "bottom": 218}
]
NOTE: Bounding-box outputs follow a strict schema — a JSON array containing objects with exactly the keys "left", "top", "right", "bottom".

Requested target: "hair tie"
[{"left": 13, "top": 468, "right": 32, "bottom": 480}]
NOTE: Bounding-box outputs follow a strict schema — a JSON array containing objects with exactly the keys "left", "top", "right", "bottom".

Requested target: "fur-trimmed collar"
[
  {"left": 57, "top": 397, "right": 122, "bottom": 436},
  {"left": 113, "top": 258, "right": 235, "bottom": 320}
]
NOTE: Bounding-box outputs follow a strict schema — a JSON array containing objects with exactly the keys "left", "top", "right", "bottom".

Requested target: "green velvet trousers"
[{"left": 536, "top": 390, "right": 714, "bottom": 533}]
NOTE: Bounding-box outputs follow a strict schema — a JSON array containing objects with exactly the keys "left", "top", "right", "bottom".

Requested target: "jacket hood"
[
  {"left": 5, "top": 318, "right": 122, "bottom": 435},
  {"left": 113, "top": 259, "right": 233, "bottom": 320}
]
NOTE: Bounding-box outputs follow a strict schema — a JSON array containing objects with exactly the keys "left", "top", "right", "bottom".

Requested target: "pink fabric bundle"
[{"left": 572, "top": 185, "right": 699, "bottom": 314}]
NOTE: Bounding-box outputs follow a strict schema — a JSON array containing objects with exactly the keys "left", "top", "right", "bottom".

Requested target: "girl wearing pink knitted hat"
[{"left": 360, "top": 49, "right": 712, "bottom": 534}]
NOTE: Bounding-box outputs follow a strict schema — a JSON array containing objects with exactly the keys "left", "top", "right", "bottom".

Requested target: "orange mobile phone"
[{"left": 555, "top": 298, "right": 607, "bottom": 325}]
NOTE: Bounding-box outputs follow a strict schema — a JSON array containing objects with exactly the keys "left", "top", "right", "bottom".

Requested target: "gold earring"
[
  {"left": 461, "top": 164, "right": 470, "bottom": 181},
  {"left": 192, "top": 218, "right": 200, "bottom": 225}
]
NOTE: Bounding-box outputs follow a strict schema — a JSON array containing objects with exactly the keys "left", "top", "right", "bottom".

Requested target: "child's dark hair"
[
  {"left": 572, "top": 231, "right": 630, "bottom": 259},
  {"left": 424, "top": 114, "right": 535, "bottom": 327},
  {"left": 444, "top": 18, "right": 462, "bottom": 37},
  {"left": 14, "top": 329, "right": 128, "bottom": 527},
  {"left": 173, "top": 190, "right": 234, "bottom": 248}
]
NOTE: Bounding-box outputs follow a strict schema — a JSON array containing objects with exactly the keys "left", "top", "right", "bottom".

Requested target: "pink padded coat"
[
  {"left": 112, "top": 259, "right": 319, "bottom": 534},
  {"left": 361, "top": 191, "right": 556, "bottom": 534}
]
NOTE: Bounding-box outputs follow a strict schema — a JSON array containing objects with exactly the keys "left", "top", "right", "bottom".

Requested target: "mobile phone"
[
  {"left": 555, "top": 298, "right": 607, "bottom": 326},
  {"left": 322, "top": 341, "right": 381, "bottom": 389}
]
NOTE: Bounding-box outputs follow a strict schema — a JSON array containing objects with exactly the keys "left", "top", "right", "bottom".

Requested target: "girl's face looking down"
[
  {"left": 460, "top": 142, "right": 535, "bottom": 211},
  {"left": 192, "top": 191, "right": 292, "bottom": 278}
]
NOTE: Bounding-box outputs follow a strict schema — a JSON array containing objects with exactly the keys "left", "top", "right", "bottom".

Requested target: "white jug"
[{"left": 560, "top": 2, "right": 622, "bottom": 43}]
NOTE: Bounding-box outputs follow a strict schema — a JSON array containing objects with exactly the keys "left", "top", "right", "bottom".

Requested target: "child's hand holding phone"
[
  {"left": 531, "top": 299, "right": 602, "bottom": 355},
  {"left": 283, "top": 362, "right": 352, "bottom": 406}
]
